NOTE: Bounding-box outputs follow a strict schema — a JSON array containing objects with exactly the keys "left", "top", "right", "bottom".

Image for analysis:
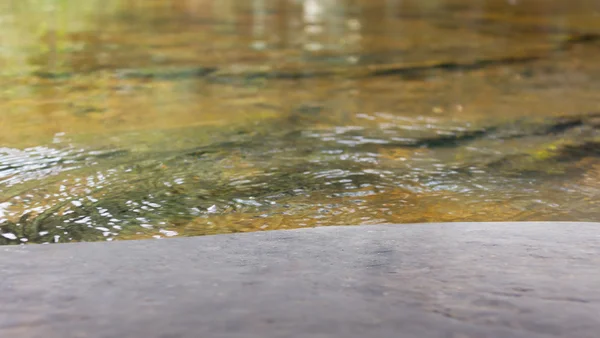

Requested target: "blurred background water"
[{"left": 1, "top": 0, "right": 599, "bottom": 244}]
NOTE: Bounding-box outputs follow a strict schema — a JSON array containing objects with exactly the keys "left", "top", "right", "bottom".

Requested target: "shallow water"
[{"left": 1, "top": 0, "right": 599, "bottom": 244}]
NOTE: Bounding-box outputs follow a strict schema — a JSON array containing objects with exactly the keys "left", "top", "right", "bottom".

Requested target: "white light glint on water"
[{"left": 1, "top": 233, "right": 17, "bottom": 240}]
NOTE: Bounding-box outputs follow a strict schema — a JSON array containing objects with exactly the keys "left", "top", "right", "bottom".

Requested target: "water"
[{"left": 1, "top": 0, "right": 599, "bottom": 244}]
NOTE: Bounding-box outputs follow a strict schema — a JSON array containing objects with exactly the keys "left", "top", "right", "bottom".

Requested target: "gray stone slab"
[{"left": 1, "top": 222, "right": 599, "bottom": 338}]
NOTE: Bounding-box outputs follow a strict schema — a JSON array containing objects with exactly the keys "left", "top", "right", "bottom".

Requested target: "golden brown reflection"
[{"left": 1, "top": 0, "right": 600, "bottom": 244}]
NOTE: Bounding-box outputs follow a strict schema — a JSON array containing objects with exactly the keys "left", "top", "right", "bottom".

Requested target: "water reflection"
[{"left": 1, "top": 0, "right": 600, "bottom": 244}]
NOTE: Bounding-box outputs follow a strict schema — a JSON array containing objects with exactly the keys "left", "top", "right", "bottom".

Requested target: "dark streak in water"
[
  {"left": 368, "top": 55, "right": 541, "bottom": 78},
  {"left": 556, "top": 141, "right": 600, "bottom": 161},
  {"left": 31, "top": 54, "right": 546, "bottom": 83},
  {"left": 362, "top": 112, "right": 600, "bottom": 150},
  {"left": 117, "top": 67, "right": 218, "bottom": 80},
  {"left": 558, "top": 33, "right": 600, "bottom": 50}
]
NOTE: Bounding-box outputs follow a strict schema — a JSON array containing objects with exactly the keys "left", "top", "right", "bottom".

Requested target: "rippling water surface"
[{"left": 1, "top": 0, "right": 599, "bottom": 244}]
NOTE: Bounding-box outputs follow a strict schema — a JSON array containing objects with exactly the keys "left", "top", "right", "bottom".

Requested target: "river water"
[{"left": 1, "top": 0, "right": 599, "bottom": 244}]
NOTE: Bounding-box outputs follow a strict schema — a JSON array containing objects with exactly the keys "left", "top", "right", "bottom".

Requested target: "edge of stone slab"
[{"left": 2, "top": 221, "right": 599, "bottom": 250}]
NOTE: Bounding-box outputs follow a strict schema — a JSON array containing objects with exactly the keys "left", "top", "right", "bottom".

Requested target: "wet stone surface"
[{"left": 1, "top": 222, "right": 599, "bottom": 338}]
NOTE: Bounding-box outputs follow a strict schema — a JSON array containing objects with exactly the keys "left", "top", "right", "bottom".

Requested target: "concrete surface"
[{"left": 1, "top": 222, "right": 599, "bottom": 338}]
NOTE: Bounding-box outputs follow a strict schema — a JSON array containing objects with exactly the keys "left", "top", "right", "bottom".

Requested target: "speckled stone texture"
[{"left": 1, "top": 222, "right": 599, "bottom": 338}]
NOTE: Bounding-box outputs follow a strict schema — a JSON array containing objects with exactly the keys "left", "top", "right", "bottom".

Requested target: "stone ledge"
[{"left": 1, "top": 222, "right": 599, "bottom": 338}]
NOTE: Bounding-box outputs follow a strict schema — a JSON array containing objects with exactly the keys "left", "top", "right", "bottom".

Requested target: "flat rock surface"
[{"left": 1, "top": 222, "right": 600, "bottom": 338}]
